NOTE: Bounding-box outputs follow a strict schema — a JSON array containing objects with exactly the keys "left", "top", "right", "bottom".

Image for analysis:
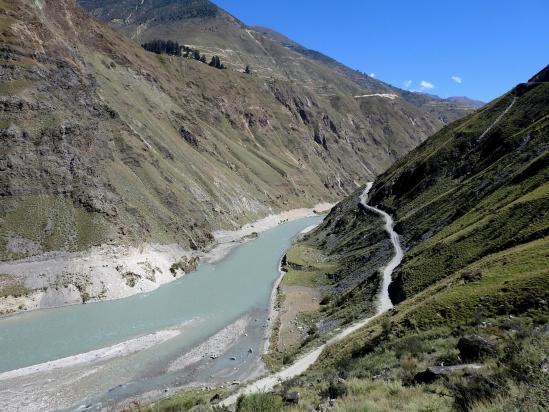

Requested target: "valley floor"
[
  {"left": 218, "top": 184, "right": 403, "bottom": 406},
  {"left": 0, "top": 211, "right": 329, "bottom": 412},
  {"left": 0, "top": 203, "right": 333, "bottom": 317}
]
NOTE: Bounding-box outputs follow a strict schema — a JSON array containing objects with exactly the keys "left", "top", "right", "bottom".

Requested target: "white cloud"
[
  {"left": 369, "top": 73, "right": 376, "bottom": 78},
  {"left": 420, "top": 80, "right": 435, "bottom": 90},
  {"left": 403, "top": 80, "right": 412, "bottom": 89},
  {"left": 451, "top": 75, "right": 463, "bottom": 84}
]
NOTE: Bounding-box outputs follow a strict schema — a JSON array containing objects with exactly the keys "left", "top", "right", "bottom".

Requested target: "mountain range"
[
  {"left": 1, "top": 0, "right": 547, "bottom": 411},
  {"left": 81, "top": 0, "right": 482, "bottom": 123},
  {"left": 1, "top": 0, "right": 480, "bottom": 267}
]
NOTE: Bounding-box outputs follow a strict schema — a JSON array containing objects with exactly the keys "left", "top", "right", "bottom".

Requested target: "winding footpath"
[
  {"left": 221, "top": 182, "right": 403, "bottom": 406},
  {"left": 359, "top": 182, "right": 403, "bottom": 313},
  {"left": 478, "top": 97, "right": 517, "bottom": 141}
]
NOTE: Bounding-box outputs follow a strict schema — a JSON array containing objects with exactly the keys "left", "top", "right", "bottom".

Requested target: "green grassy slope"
[
  {"left": 269, "top": 237, "right": 548, "bottom": 412},
  {"left": 127, "top": 67, "right": 548, "bottom": 412},
  {"left": 297, "top": 69, "right": 548, "bottom": 313},
  {"left": 371, "top": 76, "right": 549, "bottom": 303},
  {"left": 227, "top": 69, "right": 549, "bottom": 410}
]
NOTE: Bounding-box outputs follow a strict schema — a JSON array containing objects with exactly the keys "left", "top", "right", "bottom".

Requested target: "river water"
[{"left": 0, "top": 216, "right": 322, "bottom": 411}]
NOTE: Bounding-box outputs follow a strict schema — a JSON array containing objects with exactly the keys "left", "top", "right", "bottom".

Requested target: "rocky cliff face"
[{"left": 0, "top": 0, "right": 452, "bottom": 263}]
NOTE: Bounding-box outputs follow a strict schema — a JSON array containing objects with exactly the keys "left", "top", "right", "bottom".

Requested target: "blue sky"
[{"left": 214, "top": 0, "right": 548, "bottom": 102}]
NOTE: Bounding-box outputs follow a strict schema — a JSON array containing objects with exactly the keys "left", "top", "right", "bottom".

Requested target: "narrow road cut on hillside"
[
  {"left": 221, "top": 182, "right": 404, "bottom": 406},
  {"left": 478, "top": 96, "right": 517, "bottom": 141}
]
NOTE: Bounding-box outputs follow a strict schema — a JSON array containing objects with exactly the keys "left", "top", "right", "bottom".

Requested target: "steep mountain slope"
[
  {"left": 230, "top": 67, "right": 548, "bottom": 410},
  {"left": 446, "top": 95, "right": 485, "bottom": 109},
  {"left": 296, "top": 65, "right": 548, "bottom": 313},
  {"left": 0, "top": 0, "right": 447, "bottom": 313},
  {"left": 129, "top": 67, "right": 548, "bottom": 411},
  {"left": 79, "top": 0, "right": 481, "bottom": 124}
]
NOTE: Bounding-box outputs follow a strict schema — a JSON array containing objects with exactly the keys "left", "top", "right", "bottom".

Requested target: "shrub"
[
  {"left": 236, "top": 393, "right": 283, "bottom": 412},
  {"left": 400, "top": 356, "right": 419, "bottom": 385},
  {"left": 282, "top": 353, "right": 293, "bottom": 365},
  {"left": 500, "top": 334, "right": 546, "bottom": 384},
  {"left": 435, "top": 349, "right": 461, "bottom": 366},
  {"left": 122, "top": 271, "right": 141, "bottom": 288},
  {"left": 500, "top": 317, "right": 531, "bottom": 338},
  {"left": 324, "top": 381, "right": 348, "bottom": 399},
  {"left": 209, "top": 55, "right": 225, "bottom": 69},
  {"left": 170, "top": 257, "right": 199, "bottom": 277},
  {"left": 394, "top": 335, "right": 428, "bottom": 359},
  {"left": 447, "top": 373, "right": 505, "bottom": 411},
  {"left": 320, "top": 295, "right": 331, "bottom": 305},
  {"left": 381, "top": 319, "right": 392, "bottom": 338},
  {"left": 400, "top": 356, "right": 418, "bottom": 371}
]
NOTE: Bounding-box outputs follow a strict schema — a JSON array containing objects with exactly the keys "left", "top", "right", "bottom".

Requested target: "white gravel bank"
[{"left": 0, "top": 202, "right": 333, "bottom": 316}]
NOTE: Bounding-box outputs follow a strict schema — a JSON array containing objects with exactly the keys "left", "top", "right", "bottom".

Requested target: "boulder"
[
  {"left": 179, "top": 127, "right": 198, "bottom": 147},
  {"left": 541, "top": 358, "right": 549, "bottom": 373},
  {"left": 284, "top": 391, "right": 300, "bottom": 404},
  {"left": 413, "top": 364, "right": 483, "bottom": 384},
  {"left": 461, "top": 270, "right": 483, "bottom": 283},
  {"left": 457, "top": 335, "right": 496, "bottom": 361}
]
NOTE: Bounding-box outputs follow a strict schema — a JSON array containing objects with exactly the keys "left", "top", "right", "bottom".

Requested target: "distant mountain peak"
[{"left": 446, "top": 96, "right": 485, "bottom": 109}]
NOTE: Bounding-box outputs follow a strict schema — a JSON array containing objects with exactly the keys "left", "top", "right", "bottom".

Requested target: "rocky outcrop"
[
  {"left": 457, "top": 335, "right": 496, "bottom": 362},
  {"left": 179, "top": 127, "right": 198, "bottom": 147},
  {"left": 169, "top": 256, "right": 199, "bottom": 276},
  {"left": 413, "top": 364, "right": 483, "bottom": 384}
]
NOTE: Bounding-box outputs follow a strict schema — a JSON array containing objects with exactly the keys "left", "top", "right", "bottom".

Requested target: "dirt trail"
[
  {"left": 221, "top": 182, "right": 404, "bottom": 405},
  {"left": 478, "top": 97, "right": 517, "bottom": 141}
]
